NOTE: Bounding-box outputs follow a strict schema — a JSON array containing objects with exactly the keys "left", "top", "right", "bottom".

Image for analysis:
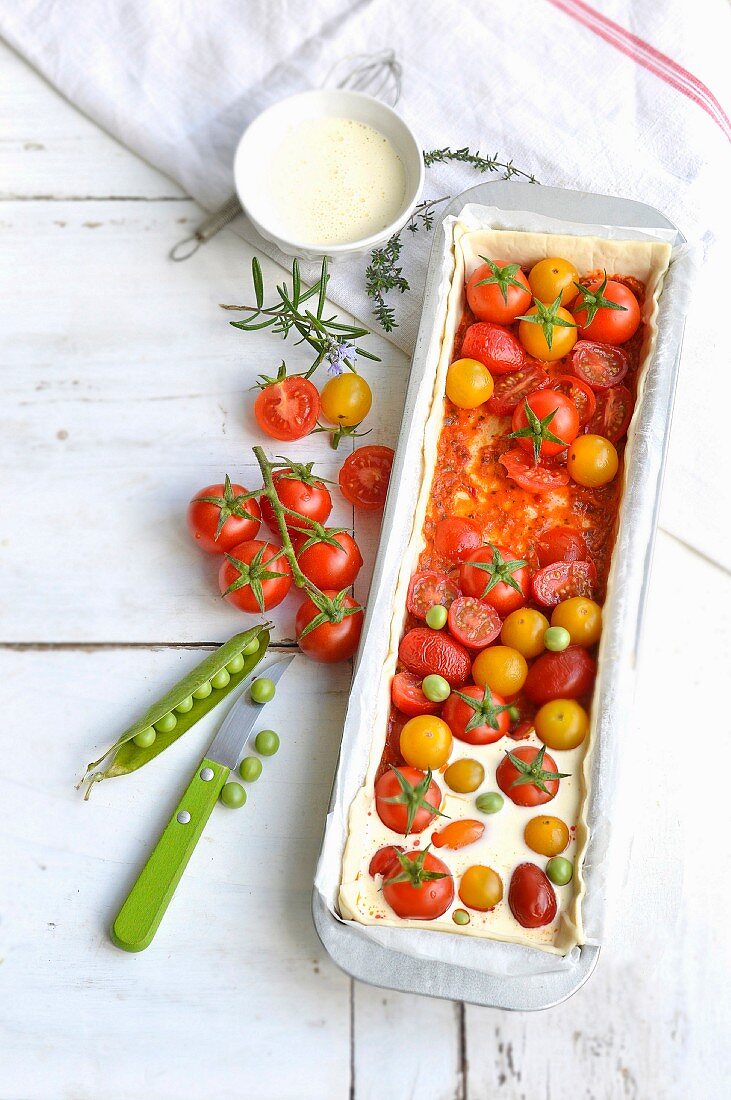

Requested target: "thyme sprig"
[
  {"left": 222, "top": 256, "right": 380, "bottom": 378},
  {"left": 365, "top": 233, "right": 408, "bottom": 332},
  {"left": 423, "top": 146, "right": 538, "bottom": 183}
]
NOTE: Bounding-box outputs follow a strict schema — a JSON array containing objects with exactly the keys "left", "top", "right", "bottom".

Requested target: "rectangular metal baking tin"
[{"left": 313, "top": 181, "right": 685, "bottom": 1011}]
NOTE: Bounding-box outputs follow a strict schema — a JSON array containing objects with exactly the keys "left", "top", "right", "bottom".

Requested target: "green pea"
[
  {"left": 211, "top": 668, "right": 231, "bottom": 690},
  {"left": 242, "top": 637, "right": 260, "bottom": 657},
  {"left": 175, "top": 696, "right": 194, "bottom": 714},
  {"left": 452, "top": 908, "right": 470, "bottom": 926},
  {"left": 546, "top": 856, "right": 573, "bottom": 886},
  {"left": 226, "top": 653, "right": 245, "bottom": 675},
  {"left": 422, "top": 674, "right": 451, "bottom": 702},
  {"left": 251, "top": 677, "right": 275, "bottom": 704},
  {"left": 425, "top": 605, "right": 448, "bottom": 630},
  {"left": 255, "top": 729, "right": 280, "bottom": 756},
  {"left": 154, "top": 712, "right": 177, "bottom": 734},
  {"left": 476, "top": 792, "right": 504, "bottom": 815},
  {"left": 544, "top": 626, "right": 571, "bottom": 652},
  {"left": 133, "top": 727, "right": 156, "bottom": 749},
  {"left": 220, "top": 782, "right": 246, "bottom": 808},
  {"left": 239, "top": 756, "right": 263, "bottom": 782},
  {"left": 192, "top": 680, "right": 212, "bottom": 700},
  {"left": 508, "top": 705, "right": 520, "bottom": 721}
]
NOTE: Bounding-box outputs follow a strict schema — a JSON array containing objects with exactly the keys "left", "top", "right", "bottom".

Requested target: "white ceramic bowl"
[{"left": 234, "top": 89, "right": 424, "bottom": 261}]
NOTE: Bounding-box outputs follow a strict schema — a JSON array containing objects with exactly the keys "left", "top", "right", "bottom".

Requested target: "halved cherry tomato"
[
  {"left": 496, "top": 745, "right": 563, "bottom": 806},
  {"left": 369, "top": 844, "right": 404, "bottom": 878},
  {"left": 466, "top": 259, "right": 532, "bottom": 325},
  {"left": 587, "top": 385, "right": 633, "bottom": 443},
  {"left": 550, "top": 375, "right": 596, "bottom": 427},
  {"left": 295, "top": 590, "right": 363, "bottom": 663},
  {"left": 398, "top": 628, "right": 472, "bottom": 687},
  {"left": 434, "top": 517, "right": 482, "bottom": 563},
  {"left": 297, "top": 531, "right": 363, "bottom": 589},
  {"left": 508, "top": 863, "right": 558, "bottom": 927},
  {"left": 431, "top": 819, "right": 485, "bottom": 850},
  {"left": 448, "top": 596, "right": 502, "bottom": 649},
  {"left": 407, "top": 571, "right": 460, "bottom": 620},
  {"left": 536, "top": 526, "right": 588, "bottom": 566},
  {"left": 511, "top": 390, "right": 580, "bottom": 460},
  {"left": 338, "top": 445, "right": 394, "bottom": 511},
  {"left": 261, "top": 468, "right": 332, "bottom": 534},
  {"left": 461, "top": 322, "right": 526, "bottom": 375},
  {"left": 486, "top": 363, "right": 549, "bottom": 416},
  {"left": 573, "top": 279, "right": 641, "bottom": 345},
  {"left": 442, "top": 684, "right": 510, "bottom": 745},
  {"left": 382, "top": 849, "right": 454, "bottom": 919},
  {"left": 254, "top": 376, "right": 320, "bottom": 441},
  {"left": 459, "top": 545, "right": 531, "bottom": 616},
  {"left": 524, "top": 646, "right": 596, "bottom": 705},
  {"left": 532, "top": 560, "right": 597, "bottom": 607},
  {"left": 569, "top": 341, "right": 629, "bottom": 391},
  {"left": 375, "top": 766, "right": 443, "bottom": 834},
  {"left": 499, "top": 449, "right": 570, "bottom": 494},
  {"left": 391, "top": 671, "right": 440, "bottom": 717}
]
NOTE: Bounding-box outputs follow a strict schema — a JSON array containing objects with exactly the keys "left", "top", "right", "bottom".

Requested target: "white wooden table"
[{"left": 2, "top": 42, "right": 729, "bottom": 1100}]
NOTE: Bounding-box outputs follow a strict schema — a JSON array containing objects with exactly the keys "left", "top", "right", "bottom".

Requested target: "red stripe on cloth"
[{"left": 546, "top": 0, "right": 731, "bottom": 141}]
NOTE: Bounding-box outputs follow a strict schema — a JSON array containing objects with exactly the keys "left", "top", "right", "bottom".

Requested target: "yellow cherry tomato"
[
  {"left": 444, "top": 757, "right": 485, "bottom": 794},
  {"left": 446, "top": 358, "right": 494, "bottom": 409},
  {"left": 399, "top": 715, "right": 453, "bottom": 770},
  {"left": 534, "top": 699, "right": 589, "bottom": 751},
  {"left": 524, "top": 815, "right": 570, "bottom": 857},
  {"left": 500, "top": 609, "right": 549, "bottom": 659},
  {"left": 529, "top": 257, "right": 580, "bottom": 306},
  {"left": 551, "top": 597, "right": 602, "bottom": 647},
  {"left": 459, "top": 865, "right": 504, "bottom": 911},
  {"left": 320, "top": 373, "right": 372, "bottom": 427},
  {"left": 472, "top": 645, "right": 528, "bottom": 696},
  {"left": 518, "top": 306, "right": 578, "bottom": 361},
  {"left": 568, "top": 434, "right": 619, "bottom": 487}
]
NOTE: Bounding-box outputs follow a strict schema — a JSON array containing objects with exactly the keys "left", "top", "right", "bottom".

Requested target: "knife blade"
[{"left": 111, "top": 655, "right": 295, "bottom": 952}]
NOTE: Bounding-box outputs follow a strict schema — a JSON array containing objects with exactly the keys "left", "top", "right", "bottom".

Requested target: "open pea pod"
[{"left": 80, "top": 625, "right": 270, "bottom": 798}]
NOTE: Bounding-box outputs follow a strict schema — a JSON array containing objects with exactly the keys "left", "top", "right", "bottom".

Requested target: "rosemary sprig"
[{"left": 222, "top": 256, "right": 380, "bottom": 377}]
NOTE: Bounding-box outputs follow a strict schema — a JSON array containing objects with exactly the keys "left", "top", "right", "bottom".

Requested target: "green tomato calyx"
[
  {"left": 473, "top": 256, "right": 526, "bottom": 305},
  {"left": 572, "top": 270, "right": 628, "bottom": 326},
  {"left": 381, "top": 767, "right": 446, "bottom": 835},
  {"left": 515, "top": 293, "right": 577, "bottom": 350},
  {"left": 452, "top": 684, "right": 514, "bottom": 733},
  {"left": 193, "top": 474, "right": 260, "bottom": 543},
  {"left": 222, "top": 544, "right": 290, "bottom": 614},
  {"left": 508, "top": 398, "right": 568, "bottom": 465},
  {"left": 382, "top": 845, "right": 448, "bottom": 889},
  {"left": 505, "top": 745, "right": 570, "bottom": 795},
  {"left": 465, "top": 543, "right": 528, "bottom": 600}
]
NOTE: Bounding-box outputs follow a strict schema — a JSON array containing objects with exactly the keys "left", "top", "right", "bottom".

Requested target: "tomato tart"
[{"left": 339, "top": 225, "right": 671, "bottom": 953}]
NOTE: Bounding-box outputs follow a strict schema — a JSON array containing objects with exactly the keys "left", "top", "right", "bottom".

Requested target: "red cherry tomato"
[
  {"left": 587, "top": 385, "right": 634, "bottom": 443},
  {"left": 434, "top": 517, "right": 482, "bottom": 563},
  {"left": 447, "top": 596, "right": 502, "bottom": 649},
  {"left": 218, "top": 539, "right": 292, "bottom": 612},
  {"left": 461, "top": 322, "right": 526, "bottom": 375},
  {"left": 496, "top": 745, "right": 561, "bottom": 806},
  {"left": 460, "top": 545, "right": 531, "bottom": 617},
  {"left": 509, "top": 718, "right": 536, "bottom": 741},
  {"left": 509, "top": 863, "right": 558, "bottom": 927},
  {"left": 375, "top": 766, "right": 443, "bottom": 834},
  {"left": 524, "top": 646, "right": 596, "bottom": 705},
  {"left": 532, "top": 560, "right": 597, "bottom": 606},
  {"left": 254, "top": 376, "right": 320, "bottom": 441},
  {"left": 511, "top": 390, "right": 580, "bottom": 460},
  {"left": 296, "top": 531, "right": 363, "bottom": 589},
  {"left": 536, "top": 526, "right": 588, "bottom": 566},
  {"left": 398, "top": 628, "right": 472, "bottom": 687},
  {"left": 549, "top": 375, "right": 596, "bottom": 427},
  {"left": 261, "top": 469, "right": 332, "bottom": 534},
  {"left": 187, "top": 482, "right": 261, "bottom": 554},
  {"left": 486, "top": 363, "right": 550, "bottom": 416},
  {"left": 391, "top": 671, "right": 440, "bottom": 717},
  {"left": 569, "top": 340, "right": 629, "bottom": 390},
  {"left": 295, "top": 590, "right": 363, "bottom": 663},
  {"left": 369, "top": 845, "right": 404, "bottom": 878},
  {"left": 382, "top": 849, "right": 454, "bottom": 919},
  {"left": 573, "top": 279, "right": 641, "bottom": 345},
  {"left": 338, "top": 445, "right": 394, "bottom": 511},
  {"left": 407, "top": 571, "right": 460, "bottom": 620},
  {"left": 465, "top": 259, "right": 532, "bottom": 325},
  {"left": 442, "top": 684, "right": 510, "bottom": 745},
  {"left": 499, "top": 449, "right": 570, "bottom": 494}
]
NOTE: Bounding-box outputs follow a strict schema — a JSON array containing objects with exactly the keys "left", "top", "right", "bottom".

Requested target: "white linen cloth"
[{"left": 2, "top": 0, "right": 729, "bottom": 566}]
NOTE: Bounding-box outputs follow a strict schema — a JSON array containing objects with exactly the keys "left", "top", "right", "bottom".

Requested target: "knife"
[{"left": 111, "top": 655, "right": 294, "bottom": 951}]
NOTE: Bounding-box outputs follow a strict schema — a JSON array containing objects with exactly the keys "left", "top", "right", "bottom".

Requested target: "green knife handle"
[{"left": 111, "top": 757, "right": 229, "bottom": 951}]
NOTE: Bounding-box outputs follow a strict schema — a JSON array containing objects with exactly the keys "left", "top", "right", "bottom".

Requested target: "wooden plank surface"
[{"left": 2, "top": 39, "right": 729, "bottom": 1100}]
